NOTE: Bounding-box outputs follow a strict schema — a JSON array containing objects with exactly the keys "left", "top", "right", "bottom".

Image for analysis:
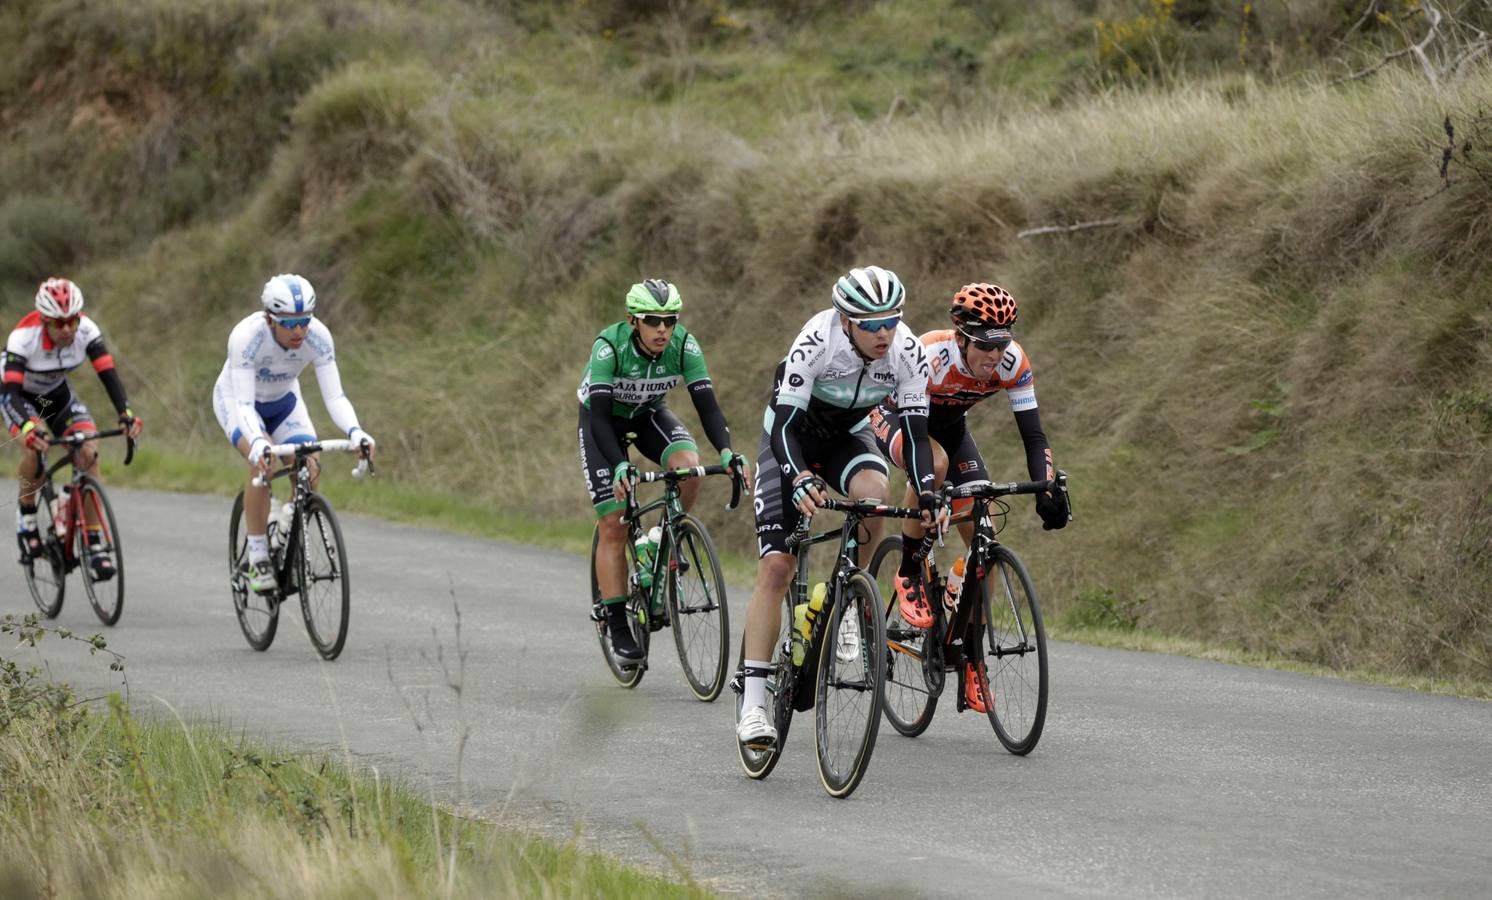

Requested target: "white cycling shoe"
[
  {"left": 835, "top": 610, "right": 862, "bottom": 664},
  {"left": 736, "top": 705, "right": 777, "bottom": 750}
]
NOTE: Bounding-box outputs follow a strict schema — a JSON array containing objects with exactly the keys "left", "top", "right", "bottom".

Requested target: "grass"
[
  {"left": 4, "top": 0, "right": 1491, "bottom": 692},
  {"left": 0, "top": 615, "right": 714, "bottom": 899}
]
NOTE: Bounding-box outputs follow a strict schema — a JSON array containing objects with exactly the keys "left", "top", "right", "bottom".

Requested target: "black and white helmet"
[{"left": 831, "top": 265, "right": 906, "bottom": 318}]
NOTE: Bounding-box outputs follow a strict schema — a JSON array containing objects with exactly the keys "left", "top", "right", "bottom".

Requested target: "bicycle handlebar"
[
  {"left": 33, "top": 426, "right": 136, "bottom": 473},
  {"left": 940, "top": 470, "right": 1067, "bottom": 501},
  {"left": 250, "top": 438, "right": 374, "bottom": 488},
  {"left": 622, "top": 460, "right": 746, "bottom": 520},
  {"left": 784, "top": 496, "right": 927, "bottom": 550}
]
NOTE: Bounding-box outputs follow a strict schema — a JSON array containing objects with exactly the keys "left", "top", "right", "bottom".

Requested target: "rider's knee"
[{"left": 847, "top": 468, "right": 888, "bottom": 501}]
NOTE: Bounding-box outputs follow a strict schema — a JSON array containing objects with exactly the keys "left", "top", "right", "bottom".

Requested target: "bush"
[{"left": 0, "top": 195, "right": 94, "bottom": 286}]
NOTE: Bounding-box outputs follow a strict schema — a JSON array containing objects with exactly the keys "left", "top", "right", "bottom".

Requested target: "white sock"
[
  {"left": 247, "top": 534, "right": 269, "bottom": 564},
  {"left": 743, "top": 658, "right": 770, "bottom": 711}
]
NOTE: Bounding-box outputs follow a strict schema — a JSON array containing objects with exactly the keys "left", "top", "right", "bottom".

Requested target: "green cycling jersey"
[{"left": 576, "top": 321, "right": 710, "bottom": 417}]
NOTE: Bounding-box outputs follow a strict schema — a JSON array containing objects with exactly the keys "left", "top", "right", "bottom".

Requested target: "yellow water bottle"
[
  {"left": 801, "top": 582, "right": 827, "bottom": 640},
  {"left": 791, "top": 603, "right": 807, "bottom": 666}
]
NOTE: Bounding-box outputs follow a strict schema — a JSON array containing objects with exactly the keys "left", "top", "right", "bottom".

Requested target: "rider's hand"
[
  {"left": 19, "top": 419, "right": 49, "bottom": 453},
  {"left": 918, "top": 490, "right": 948, "bottom": 535},
  {"left": 119, "top": 408, "right": 143, "bottom": 440},
  {"left": 1035, "top": 489, "right": 1069, "bottom": 531},
  {"left": 349, "top": 427, "right": 376, "bottom": 462},
  {"left": 612, "top": 461, "right": 636, "bottom": 503},
  {"left": 248, "top": 437, "right": 274, "bottom": 479},
  {"left": 721, "top": 448, "right": 750, "bottom": 490},
  {"left": 791, "top": 472, "right": 827, "bottom": 517}
]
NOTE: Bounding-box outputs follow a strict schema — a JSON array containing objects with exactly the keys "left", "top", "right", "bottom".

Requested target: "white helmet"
[
  {"left": 36, "top": 277, "right": 84, "bottom": 318},
  {"left": 260, "top": 273, "right": 316, "bottom": 316}
]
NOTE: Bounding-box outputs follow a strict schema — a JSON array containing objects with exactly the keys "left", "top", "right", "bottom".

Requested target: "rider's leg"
[
  {"left": 899, "top": 439, "right": 949, "bottom": 576},
  {"left": 844, "top": 466, "right": 889, "bottom": 568},
  {"left": 235, "top": 433, "right": 272, "bottom": 547},
  {"left": 662, "top": 446, "right": 702, "bottom": 511},
  {"left": 595, "top": 510, "right": 629, "bottom": 600}
]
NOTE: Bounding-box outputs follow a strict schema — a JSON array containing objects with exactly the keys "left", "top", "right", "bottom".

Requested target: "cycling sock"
[
  {"left": 742, "top": 660, "right": 770, "bottom": 710},
  {"left": 898, "top": 533, "right": 923, "bottom": 579},
  {"left": 247, "top": 534, "right": 269, "bottom": 564},
  {"left": 19, "top": 502, "right": 37, "bottom": 516}
]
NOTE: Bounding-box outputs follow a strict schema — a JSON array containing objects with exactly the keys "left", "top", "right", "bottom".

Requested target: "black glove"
[
  {"left": 918, "top": 490, "right": 943, "bottom": 517},
  {"left": 1035, "top": 490, "right": 1068, "bottom": 531}
]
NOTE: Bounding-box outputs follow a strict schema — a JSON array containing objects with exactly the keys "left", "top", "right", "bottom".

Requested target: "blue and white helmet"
[
  {"left": 261, "top": 273, "right": 317, "bottom": 316},
  {"left": 831, "top": 265, "right": 906, "bottom": 318}
]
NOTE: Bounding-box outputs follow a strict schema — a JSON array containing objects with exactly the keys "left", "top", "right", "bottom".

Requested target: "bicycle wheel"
[
  {"left": 229, "top": 491, "right": 279, "bottom": 651},
  {"left": 21, "top": 489, "right": 65, "bottom": 618},
  {"left": 868, "top": 536, "right": 938, "bottom": 738},
  {"left": 736, "top": 597, "right": 795, "bottom": 780},
  {"left": 667, "top": 514, "right": 729, "bottom": 701},
  {"left": 74, "top": 474, "right": 124, "bottom": 626},
  {"left": 590, "top": 523, "right": 645, "bottom": 688},
  {"left": 979, "top": 545, "right": 1048, "bottom": 755},
  {"left": 298, "top": 495, "right": 350, "bottom": 660},
  {"left": 814, "top": 568, "right": 886, "bottom": 799}
]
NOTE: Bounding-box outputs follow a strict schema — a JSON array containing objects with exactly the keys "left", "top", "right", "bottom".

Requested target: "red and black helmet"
[{"left": 950, "top": 283, "right": 1017, "bottom": 344}]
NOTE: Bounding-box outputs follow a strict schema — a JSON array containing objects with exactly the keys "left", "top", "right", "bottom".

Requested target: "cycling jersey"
[
  {"left": 211, "top": 313, "right": 360, "bottom": 447},
  {"left": 576, "top": 322, "right": 710, "bottom": 417},
  {"left": 3, "top": 311, "right": 129, "bottom": 437}
]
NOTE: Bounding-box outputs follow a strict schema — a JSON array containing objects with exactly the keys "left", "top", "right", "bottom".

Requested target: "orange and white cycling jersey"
[{"left": 920, "top": 329, "right": 1037, "bottom": 425}]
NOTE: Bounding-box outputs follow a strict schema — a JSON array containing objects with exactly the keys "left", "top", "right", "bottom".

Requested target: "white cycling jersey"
[
  {"left": 3, "top": 312, "right": 107, "bottom": 395},
  {"left": 212, "top": 313, "right": 359, "bottom": 445}
]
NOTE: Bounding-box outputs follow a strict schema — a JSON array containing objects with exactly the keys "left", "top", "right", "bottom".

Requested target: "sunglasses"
[
  {"left": 849, "top": 315, "right": 901, "bottom": 333},
  {"left": 44, "top": 315, "right": 80, "bottom": 328},
  {"left": 969, "top": 336, "right": 1012, "bottom": 352},
  {"left": 636, "top": 314, "right": 678, "bottom": 328},
  {"left": 272, "top": 315, "right": 314, "bottom": 329}
]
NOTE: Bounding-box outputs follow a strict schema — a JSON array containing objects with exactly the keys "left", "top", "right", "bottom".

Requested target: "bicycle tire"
[
  {"left": 980, "top": 545, "right": 1048, "bottom": 755},
  {"left": 667, "top": 514, "right": 729, "bottom": 701},
  {"left": 21, "top": 488, "right": 65, "bottom": 619},
  {"left": 74, "top": 474, "right": 124, "bottom": 626},
  {"left": 590, "top": 523, "right": 645, "bottom": 688},
  {"left": 814, "top": 568, "right": 887, "bottom": 799},
  {"left": 229, "top": 491, "right": 279, "bottom": 651},
  {"left": 736, "top": 598, "right": 795, "bottom": 781},
  {"left": 298, "top": 494, "right": 350, "bottom": 660},
  {"left": 867, "top": 536, "right": 938, "bottom": 737}
]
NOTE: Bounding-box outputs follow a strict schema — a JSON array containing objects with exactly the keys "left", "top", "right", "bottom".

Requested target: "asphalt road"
[{"left": 5, "top": 488, "right": 1490, "bottom": 898}]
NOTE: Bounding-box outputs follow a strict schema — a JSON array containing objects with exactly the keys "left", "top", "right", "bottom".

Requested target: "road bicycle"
[
  {"left": 17, "top": 428, "right": 135, "bottom": 625},
  {"left": 588, "top": 444, "right": 745, "bottom": 700},
  {"left": 868, "top": 473, "right": 1067, "bottom": 754},
  {"left": 732, "top": 496, "right": 923, "bottom": 799},
  {"left": 227, "top": 438, "right": 371, "bottom": 660}
]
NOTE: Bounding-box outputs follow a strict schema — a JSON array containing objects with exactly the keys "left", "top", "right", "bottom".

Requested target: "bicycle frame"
[
  {"left": 29, "top": 428, "right": 135, "bottom": 567},
  {"left": 251, "top": 438, "right": 371, "bottom": 599}
]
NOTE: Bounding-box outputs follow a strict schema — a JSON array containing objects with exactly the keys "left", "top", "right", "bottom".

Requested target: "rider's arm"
[
  {"left": 897, "top": 408, "right": 937, "bottom": 495},
  {"left": 583, "top": 334, "right": 627, "bottom": 468},
  {"left": 1013, "top": 408, "right": 1054, "bottom": 481},
  {"left": 893, "top": 324, "right": 936, "bottom": 495},
  {"left": 84, "top": 334, "right": 130, "bottom": 415},
  {"left": 2, "top": 349, "right": 32, "bottom": 436},
  {"left": 224, "top": 331, "right": 267, "bottom": 446},
  {"left": 770, "top": 320, "right": 831, "bottom": 477},
  {"left": 679, "top": 331, "right": 732, "bottom": 453},
  {"left": 311, "top": 356, "right": 361, "bottom": 437},
  {"left": 1002, "top": 342, "right": 1052, "bottom": 481}
]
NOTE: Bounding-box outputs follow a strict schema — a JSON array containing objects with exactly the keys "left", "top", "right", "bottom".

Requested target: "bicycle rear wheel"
[
  {"left": 736, "top": 598, "right": 795, "bottom": 780},
  {"left": 229, "top": 491, "right": 279, "bottom": 651},
  {"left": 814, "top": 569, "right": 886, "bottom": 799},
  {"left": 74, "top": 474, "right": 124, "bottom": 626},
  {"left": 868, "top": 536, "right": 938, "bottom": 738},
  {"left": 21, "top": 490, "right": 65, "bottom": 619},
  {"left": 298, "top": 495, "right": 350, "bottom": 660},
  {"left": 979, "top": 546, "right": 1048, "bottom": 755},
  {"left": 667, "top": 514, "right": 729, "bottom": 701},
  {"left": 590, "top": 524, "right": 645, "bottom": 688}
]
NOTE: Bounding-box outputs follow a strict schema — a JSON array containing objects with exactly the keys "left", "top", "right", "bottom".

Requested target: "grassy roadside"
[
  {"left": 0, "top": 615, "right": 712, "bottom": 900},
  {"left": 101, "top": 444, "right": 1492, "bottom": 700}
]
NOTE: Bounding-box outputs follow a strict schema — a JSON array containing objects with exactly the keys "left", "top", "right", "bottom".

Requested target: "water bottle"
[
  {"left": 791, "top": 583, "right": 828, "bottom": 666},
  {"left": 268, "top": 501, "right": 294, "bottom": 550},
  {"left": 634, "top": 526, "right": 662, "bottom": 588},
  {"left": 944, "top": 556, "right": 967, "bottom": 611},
  {"left": 51, "top": 488, "right": 69, "bottom": 540}
]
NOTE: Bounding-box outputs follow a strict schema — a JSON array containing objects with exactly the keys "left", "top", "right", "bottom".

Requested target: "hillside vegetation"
[{"left": 2, "top": 0, "right": 1490, "bottom": 685}]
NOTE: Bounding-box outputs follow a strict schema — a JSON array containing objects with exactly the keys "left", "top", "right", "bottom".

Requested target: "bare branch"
[{"left": 1017, "top": 218, "right": 1127, "bottom": 239}]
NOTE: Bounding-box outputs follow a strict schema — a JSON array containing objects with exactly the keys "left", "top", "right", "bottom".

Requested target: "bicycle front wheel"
[
  {"left": 980, "top": 546, "right": 1048, "bottom": 755},
  {"left": 75, "top": 474, "right": 124, "bottom": 626},
  {"left": 815, "top": 568, "right": 886, "bottom": 799},
  {"left": 736, "top": 598, "right": 795, "bottom": 781},
  {"left": 22, "top": 490, "right": 65, "bottom": 619},
  {"left": 667, "top": 514, "right": 729, "bottom": 701},
  {"left": 867, "top": 536, "right": 937, "bottom": 737},
  {"left": 298, "top": 495, "right": 350, "bottom": 661},
  {"left": 590, "top": 524, "right": 645, "bottom": 688},
  {"left": 229, "top": 491, "right": 278, "bottom": 651}
]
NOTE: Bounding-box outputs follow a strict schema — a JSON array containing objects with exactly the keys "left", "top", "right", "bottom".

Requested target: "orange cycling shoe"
[
  {"left": 896, "top": 576, "right": 933, "bottom": 629},
  {"left": 963, "top": 660, "right": 991, "bottom": 714}
]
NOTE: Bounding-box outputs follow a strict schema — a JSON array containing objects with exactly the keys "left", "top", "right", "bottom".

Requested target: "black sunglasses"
[
  {"left": 969, "top": 336, "right": 1011, "bottom": 352},
  {"left": 636, "top": 314, "right": 679, "bottom": 328}
]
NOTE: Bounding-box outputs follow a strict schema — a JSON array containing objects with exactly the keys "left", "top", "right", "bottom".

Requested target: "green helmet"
[{"left": 625, "top": 278, "right": 683, "bottom": 315}]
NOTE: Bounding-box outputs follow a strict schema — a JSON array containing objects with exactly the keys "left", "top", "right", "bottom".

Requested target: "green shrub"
[{"left": 0, "top": 195, "right": 94, "bottom": 286}]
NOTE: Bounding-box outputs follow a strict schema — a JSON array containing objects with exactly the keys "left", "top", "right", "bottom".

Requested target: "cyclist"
[
  {"left": 735, "top": 265, "right": 944, "bottom": 750},
  {"left": 578, "top": 278, "right": 745, "bottom": 664},
  {"left": 5, "top": 277, "right": 143, "bottom": 579},
  {"left": 211, "top": 273, "right": 375, "bottom": 595},
  {"left": 867, "top": 282, "right": 1069, "bottom": 713}
]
